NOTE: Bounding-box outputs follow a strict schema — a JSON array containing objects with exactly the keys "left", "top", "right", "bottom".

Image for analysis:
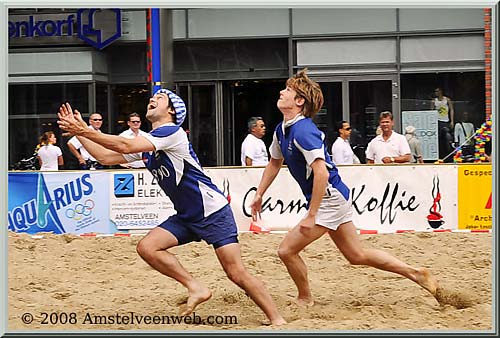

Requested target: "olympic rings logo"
[{"left": 65, "top": 199, "right": 95, "bottom": 220}]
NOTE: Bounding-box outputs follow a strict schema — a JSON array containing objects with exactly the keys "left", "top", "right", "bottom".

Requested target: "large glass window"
[
  {"left": 232, "top": 80, "right": 286, "bottom": 166},
  {"left": 315, "top": 82, "right": 343, "bottom": 151},
  {"left": 111, "top": 84, "right": 150, "bottom": 135},
  {"left": 8, "top": 83, "right": 89, "bottom": 168},
  {"left": 96, "top": 83, "right": 109, "bottom": 116},
  {"left": 401, "top": 72, "right": 486, "bottom": 129},
  {"left": 348, "top": 80, "right": 393, "bottom": 163},
  {"left": 401, "top": 71, "right": 485, "bottom": 161},
  {"left": 9, "top": 84, "right": 35, "bottom": 115},
  {"left": 9, "top": 83, "right": 88, "bottom": 117}
]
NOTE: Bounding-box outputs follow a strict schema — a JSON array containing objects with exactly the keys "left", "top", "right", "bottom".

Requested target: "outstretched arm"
[
  {"left": 77, "top": 136, "right": 129, "bottom": 165},
  {"left": 58, "top": 102, "right": 155, "bottom": 155}
]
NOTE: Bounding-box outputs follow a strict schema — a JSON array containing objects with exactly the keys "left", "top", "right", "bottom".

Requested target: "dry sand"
[{"left": 8, "top": 231, "right": 492, "bottom": 332}]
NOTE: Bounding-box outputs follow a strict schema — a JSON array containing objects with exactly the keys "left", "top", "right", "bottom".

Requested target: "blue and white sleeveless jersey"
[
  {"left": 270, "top": 115, "right": 350, "bottom": 204},
  {"left": 123, "top": 123, "right": 228, "bottom": 222}
]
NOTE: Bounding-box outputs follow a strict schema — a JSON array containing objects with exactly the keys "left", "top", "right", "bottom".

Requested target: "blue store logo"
[
  {"left": 114, "top": 174, "right": 135, "bottom": 198},
  {"left": 8, "top": 8, "right": 121, "bottom": 50},
  {"left": 77, "top": 9, "right": 121, "bottom": 50}
]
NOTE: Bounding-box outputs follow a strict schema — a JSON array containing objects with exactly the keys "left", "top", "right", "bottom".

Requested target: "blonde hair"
[{"left": 286, "top": 68, "right": 324, "bottom": 118}]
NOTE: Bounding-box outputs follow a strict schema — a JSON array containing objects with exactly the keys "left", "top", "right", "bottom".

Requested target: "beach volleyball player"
[
  {"left": 57, "top": 89, "right": 286, "bottom": 326},
  {"left": 250, "top": 69, "right": 441, "bottom": 307}
]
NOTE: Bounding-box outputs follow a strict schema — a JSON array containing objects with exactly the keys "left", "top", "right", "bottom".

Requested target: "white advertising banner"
[
  {"left": 109, "top": 170, "right": 175, "bottom": 230},
  {"left": 206, "top": 165, "right": 458, "bottom": 233},
  {"left": 206, "top": 167, "right": 307, "bottom": 231},
  {"left": 8, "top": 165, "right": 461, "bottom": 235},
  {"left": 338, "top": 165, "right": 458, "bottom": 233}
]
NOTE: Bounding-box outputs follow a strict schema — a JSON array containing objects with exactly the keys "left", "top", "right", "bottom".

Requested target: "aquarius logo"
[
  {"left": 8, "top": 173, "right": 95, "bottom": 234},
  {"left": 8, "top": 8, "right": 121, "bottom": 50},
  {"left": 8, "top": 174, "right": 65, "bottom": 233}
]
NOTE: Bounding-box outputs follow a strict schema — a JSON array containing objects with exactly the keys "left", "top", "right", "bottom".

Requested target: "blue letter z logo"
[{"left": 114, "top": 174, "right": 134, "bottom": 197}]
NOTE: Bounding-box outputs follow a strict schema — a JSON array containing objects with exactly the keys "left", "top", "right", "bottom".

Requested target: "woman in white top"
[{"left": 37, "top": 131, "right": 64, "bottom": 171}]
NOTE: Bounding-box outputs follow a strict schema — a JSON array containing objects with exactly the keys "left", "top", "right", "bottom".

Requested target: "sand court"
[{"left": 8, "top": 231, "right": 492, "bottom": 331}]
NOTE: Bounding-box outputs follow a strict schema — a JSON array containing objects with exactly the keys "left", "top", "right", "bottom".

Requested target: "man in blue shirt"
[
  {"left": 250, "top": 69, "right": 440, "bottom": 307},
  {"left": 57, "top": 88, "right": 286, "bottom": 326}
]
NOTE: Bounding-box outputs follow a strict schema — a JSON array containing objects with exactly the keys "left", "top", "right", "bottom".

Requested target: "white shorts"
[{"left": 314, "top": 187, "right": 353, "bottom": 231}]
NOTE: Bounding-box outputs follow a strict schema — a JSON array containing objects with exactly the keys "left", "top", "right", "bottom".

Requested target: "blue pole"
[{"left": 151, "top": 8, "right": 161, "bottom": 93}]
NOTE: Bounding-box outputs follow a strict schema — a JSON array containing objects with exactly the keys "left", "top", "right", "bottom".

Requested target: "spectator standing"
[
  {"left": 119, "top": 113, "right": 148, "bottom": 168},
  {"left": 331, "top": 121, "right": 360, "bottom": 164},
  {"left": 454, "top": 111, "right": 475, "bottom": 148},
  {"left": 241, "top": 116, "right": 269, "bottom": 166},
  {"left": 366, "top": 111, "right": 411, "bottom": 164},
  {"left": 432, "top": 87, "right": 455, "bottom": 129},
  {"left": 431, "top": 87, "right": 454, "bottom": 161},
  {"left": 37, "top": 131, "right": 64, "bottom": 171},
  {"left": 405, "top": 126, "right": 424, "bottom": 164},
  {"left": 67, "top": 112, "right": 104, "bottom": 169}
]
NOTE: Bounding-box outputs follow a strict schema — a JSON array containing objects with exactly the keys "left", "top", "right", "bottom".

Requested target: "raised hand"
[{"left": 58, "top": 102, "right": 87, "bottom": 137}]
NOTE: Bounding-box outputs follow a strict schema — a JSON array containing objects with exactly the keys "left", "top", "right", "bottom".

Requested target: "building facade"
[{"left": 8, "top": 7, "right": 489, "bottom": 168}]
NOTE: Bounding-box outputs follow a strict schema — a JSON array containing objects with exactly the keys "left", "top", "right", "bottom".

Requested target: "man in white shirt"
[
  {"left": 119, "top": 113, "right": 149, "bottom": 168},
  {"left": 240, "top": 116, "right": 269, "bottom": 166},
  {"left": 454, "top": 111, "right": 475, "bottom": 146},
  {"left": 331, "top": 120, "right": 360, "bottom": 165},
  {"left": 366, "top": 111, "right": 411, "bottom": 164},
  {"left": 57, "top": 89, "right": 286, "bottom": 326},
  {"left": 67, "top": 112, "right": 103, "bottom": 169}
]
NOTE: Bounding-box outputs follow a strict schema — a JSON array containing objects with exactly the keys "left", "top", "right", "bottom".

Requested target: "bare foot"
[
  {"left": 296, "top": 298, "right": 314, "bottom": 307},
  {"left": 287, "top": 293, "right": 314, "bottom": 307},
  {"left": 270, "top": 317, "right": 287, "bottom": 326},
  {"left": 260, "top": 317, "right": 287, "bottom": 326},
  {"left": 415, "top": 267, "right": 439, "bottom": 296},
  {"left": 179, "top": 287, "right": 212, "bottom": 316}
]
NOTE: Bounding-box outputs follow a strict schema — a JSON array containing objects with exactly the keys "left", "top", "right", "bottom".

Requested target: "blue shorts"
[{"left": 158, "top": 205, "right": 239, "bottom": 249}]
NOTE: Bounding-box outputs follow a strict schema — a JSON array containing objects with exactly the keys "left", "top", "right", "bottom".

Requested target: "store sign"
[{"left": 8, "top": 8, "right": 121, "bottom": 50}]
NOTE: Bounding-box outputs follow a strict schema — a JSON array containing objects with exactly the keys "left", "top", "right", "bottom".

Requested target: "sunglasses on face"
[
  {"left": 130, "top": 121, "right": 141, "bottom": 124},
  {"left": 91, "top": 118, "right": 103, "bottom": 121}
]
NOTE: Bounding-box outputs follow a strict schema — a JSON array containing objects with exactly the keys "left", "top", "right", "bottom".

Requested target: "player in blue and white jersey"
[
  {"left": 57, "top": 89, "right": 286, "bottom": 325},
  {"left": 250, "top": 69, "right": 441, "bottom": 307}
]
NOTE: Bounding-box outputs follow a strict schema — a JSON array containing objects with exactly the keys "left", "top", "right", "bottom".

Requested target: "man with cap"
[
  {"left": 404, "top": 125, "right": 424, "bottom": 164},
  {"left": 57, "top": 89, "right": 286, "bottom": 326}
]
